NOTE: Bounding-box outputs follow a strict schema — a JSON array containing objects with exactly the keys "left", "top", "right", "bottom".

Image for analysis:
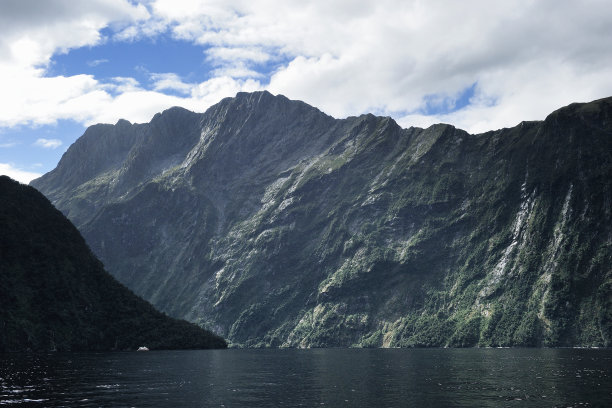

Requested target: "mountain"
[
  {"left": 31, "top": 92, "right": 612, "bottom": 348},
  {"left": 0, "top": 176, "right": 227, "bottom": 351}
]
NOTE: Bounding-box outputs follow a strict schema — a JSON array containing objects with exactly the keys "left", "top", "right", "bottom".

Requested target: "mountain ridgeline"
[
  {"left": 31, "top": 92, "right": 612, "bottom": 347},
  {"left": 0, "top": 176, "right": 227, "bottom": 351}
]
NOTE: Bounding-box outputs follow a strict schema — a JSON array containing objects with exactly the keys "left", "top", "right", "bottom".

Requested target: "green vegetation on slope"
[
  {"left": 31, "top": 92, "right": 612, "bottom": 348},
  {"left": 0, "top": 176, "right": 226, "bottom": 351}
]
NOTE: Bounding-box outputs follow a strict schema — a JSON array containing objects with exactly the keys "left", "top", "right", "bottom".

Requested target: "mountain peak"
[
  {"left": 115, "top": 118, "right": 132, "bottom": 127},
  {"left": 211, "top": 90, "right": 318, "bottom": 118},
  {"left": 151, "top": 105, "right": 199, "bottom": 122},
  {"left": 31, "top": 95, "right": 612, "bottom": 348},
  {"left": 544, "top": 96, "right": 612, "bottom": 128},
  {"left": 235, "top": 89, "right": 275, "bottom": 100}
]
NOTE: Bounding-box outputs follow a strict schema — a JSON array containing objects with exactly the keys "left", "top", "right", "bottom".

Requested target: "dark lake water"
[{"left": 1, "top": 348, "right": 610, "bottom": 407}]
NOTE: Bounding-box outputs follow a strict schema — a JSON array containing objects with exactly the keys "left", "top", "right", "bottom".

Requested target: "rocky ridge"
[{"left": 31, "top": 92, "right": 612, "bottom": 347}]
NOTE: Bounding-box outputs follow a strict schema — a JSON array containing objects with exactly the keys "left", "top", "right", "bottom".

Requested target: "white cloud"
[
  {"left": 34, "top": 138, "right": 63, "bottom": 149},
  {"left": 106, "top": 76, "right": 142, "bottom": 93},
  {"left": 207, "top": 47, "right": 271, "bottom": 64},
  {"left": 112, "top": 17, "right": 167, "bottom": 42},
  {"left": 188, "top": 76, "right": 262, "bottom": 108},
  {"left": 0, "top": 0, "right": 612, "bottom": 136},
  {"left": 150, "top": 73, "right": 193, "bottom": 94},
  {"left": 0, "top": 142, "right": 18, "bottom": 148},
  {"left": 0, "top": 0, "right": 149, "bottom": 69},
  {"left": 0, "top": 71, "right": 102, "bottom": 127},
  {"left": 0, "top": 163, "right": 42, "bottom": 184},
  {"left": 212, "top": 63, "right": 264, "bottom": 79},
  {"left": 87, "top": 58, "right": 109, "bottom": 67},
  {"left": 148, "top": 0, "right": 612, "bottom": 132},
  {"left": 0, "top": 0, "right": 150, "bottom": 128},
  {"left": 86, "top": 76, "right": 263, "bottom": 125},
  {"left": 0, "top": 0, "right": 265, "bottom": 129}
]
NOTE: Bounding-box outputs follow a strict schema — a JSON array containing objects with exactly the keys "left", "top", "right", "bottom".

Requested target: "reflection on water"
[{"left": 1, "top": 348, "right": 611, "bottom": 407}]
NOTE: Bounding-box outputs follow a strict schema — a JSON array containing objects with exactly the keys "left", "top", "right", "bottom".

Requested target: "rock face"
[
  {"left": 31, "top": 92, "right": 612, "bottom": 347},
  {"left": 0, "top": 176, "right": 227, "bottom": 351}
]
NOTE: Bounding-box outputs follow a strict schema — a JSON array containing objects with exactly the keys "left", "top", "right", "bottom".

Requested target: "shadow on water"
[{"left": 1, "top": 348, "right": 611, "bottom": 407}]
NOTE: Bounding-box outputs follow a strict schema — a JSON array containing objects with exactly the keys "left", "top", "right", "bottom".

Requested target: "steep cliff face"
[
  {"left": 0, "top": 176, "right": 227, "bottom": 351},
  {"left": 31, "top": 92, "right": 612, "bottom": 347}
]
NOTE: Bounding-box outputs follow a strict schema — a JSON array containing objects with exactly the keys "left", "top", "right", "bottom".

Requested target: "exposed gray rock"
[{"left": 31, "top": 92, "right": 612, "bottom": 348}]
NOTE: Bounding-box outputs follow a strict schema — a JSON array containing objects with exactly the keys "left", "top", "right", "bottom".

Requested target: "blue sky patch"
[
  {"left": 421, "top": 82, "right": 477, "bottom": 116},
  {"left": 0, "top": 120, "right": 85, "bottom": 172},
  {"left": 47, "top": 30, "right": 214, "bottom": 88},
  {"left": 47, "top": 29, "right": 291, "bottom": 94}
]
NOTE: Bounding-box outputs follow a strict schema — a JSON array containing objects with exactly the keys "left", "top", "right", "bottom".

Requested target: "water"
[{"left": 1, "top": 348, "right": 610, "bottom": 407}]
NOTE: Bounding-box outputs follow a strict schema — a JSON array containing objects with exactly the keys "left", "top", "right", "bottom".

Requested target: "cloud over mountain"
[
  {"left": 0, "top": 0, "right": 612, "bottom": 133},
  {"left": 0, "top": 163, "right": 41, "bottom": 184},
  {"left": 34, "top": 138, "right": 63, "bottom": 149}
]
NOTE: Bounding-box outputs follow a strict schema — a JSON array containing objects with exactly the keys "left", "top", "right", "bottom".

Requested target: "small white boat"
[{"left": 137, "top": 346, "right": 149, "bottom": 351}]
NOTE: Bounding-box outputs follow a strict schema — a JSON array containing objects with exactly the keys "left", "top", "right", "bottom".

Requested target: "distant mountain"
[
  {"left": 0, "top": 176, "right": 226, "bottom": 351},
  {"left": 31, "top": 92, "right": 612, "bottom": 347}
]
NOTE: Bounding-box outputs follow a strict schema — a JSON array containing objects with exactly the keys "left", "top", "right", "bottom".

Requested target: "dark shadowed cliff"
[
  {"left": 31, "top": 92, "right": 612, "bottom": 347},
  {"left": 0, "top": 176, "right": 227, "bottom": 351}
]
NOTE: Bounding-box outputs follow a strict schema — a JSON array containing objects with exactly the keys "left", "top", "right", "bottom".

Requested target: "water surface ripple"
[{"left": 1, "top": 348, "right": 610, "bottom": 407}]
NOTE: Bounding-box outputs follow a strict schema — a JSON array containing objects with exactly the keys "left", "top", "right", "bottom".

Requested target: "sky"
[{"left": 1, "top": 0, "right": 612, "bottom": 184}]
